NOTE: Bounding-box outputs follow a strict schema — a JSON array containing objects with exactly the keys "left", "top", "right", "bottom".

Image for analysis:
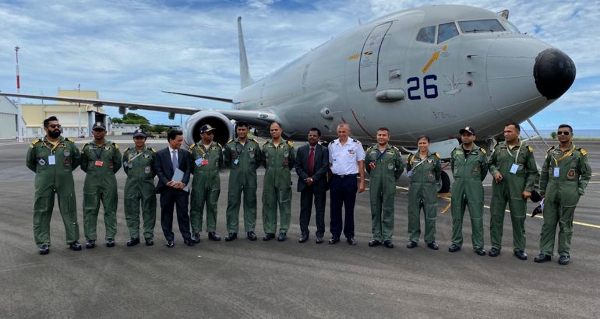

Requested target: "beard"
[{"left": 48, "top": 130, "right": 61, "bottom": 138}]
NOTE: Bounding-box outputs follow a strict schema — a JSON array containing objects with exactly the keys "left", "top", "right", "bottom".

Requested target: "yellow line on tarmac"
[{"left": 440, "top": 203, "right": 451, "bottom": 214}]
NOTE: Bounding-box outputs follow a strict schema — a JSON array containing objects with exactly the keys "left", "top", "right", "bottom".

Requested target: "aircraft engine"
[{"left": 182, "top": 111, "right": 234, "bottom": 147}]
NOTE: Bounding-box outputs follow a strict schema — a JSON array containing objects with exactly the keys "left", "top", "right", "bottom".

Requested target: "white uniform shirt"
[{"left": 328, "top": 138, "right": 365, "bottom": 175}]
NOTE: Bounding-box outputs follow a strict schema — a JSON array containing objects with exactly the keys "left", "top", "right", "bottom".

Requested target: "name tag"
[
  {"left": 95, "top": 160, "right": 104, "bottom": 167},
  {"left": 202, "top": 159, "right": 209, "bottom": 166},
  {"left": 369, "top": 162, "right": 375, "bottom": 170},
  {"left": 195, "top": 158, "right": 203, "bottom": 166},
  {"left": 509, "top": 164, "right": 519, "bottom": 174},
  {"left": 48, "top": 155, "right": 56, "bottom": 165},
  {"left": 553, "top": 167, "right": 560, "bottom": 177}
]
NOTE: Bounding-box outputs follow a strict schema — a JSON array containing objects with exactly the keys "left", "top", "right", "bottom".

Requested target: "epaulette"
[
  {"left": 353, "top": 139, "right": 361, "bottom": 144},
  {"left": 124, "top": 147, "right": 130, "bottom": 153},
  {"left": 29, "top": 139, "right": 41, "bottom": 148},
  {"left": 227, "top": 139, "right": 234, "bottom": 144},
  {"left": 392, "top": 146, "right": 400, "bottom": 151},
  {"left": 287, "top": 140, "right": 294, "bottom": 147},
  {"left": 263, "top": 141, "right": 269, "bottom": 148},
  {"left": 113, "top": 142, "right": 119, "bottom": 150},
  {"left": 579, "top": 148, "right": 587, "bottom": 156},
  {"left": 527, "top": 145, "right": 534, "bottom": 153},
  {"left": 407, "top": 153, "right": 414, "bottom": 162},
  {"left": 547, "top": 146, "right": 555, "bottom": 153},
  {"left": 480, "top": 148, "right": 487, "bottom": 155},
  {"left": 189, "top": 143, "right": 196, "bottom": 150},
  {"left": 435, "top": 152, "right": 441, "bottom": 159},
  {"left": 151, "top": 148, "right": 156, "bottom": 153},
  {"left": 217, "top": 143, "right": 222, "bottom": 148},
  {"left": 66, "top": 137, "right": 75, "bottom": 143},
  {"left": 251, "top": 138, "right": 258, "bottom": 143}
]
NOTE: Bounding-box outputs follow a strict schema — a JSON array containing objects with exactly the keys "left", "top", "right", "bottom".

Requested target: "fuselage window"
[
  {"left": 416, "top": 26, "right": 436, "bottom": 43},
  {"left": 438, "top": 22, "right": 459, "bottom": 43},
  {"left": 459, "top": 19, "right": 505, "bottom": 33}
]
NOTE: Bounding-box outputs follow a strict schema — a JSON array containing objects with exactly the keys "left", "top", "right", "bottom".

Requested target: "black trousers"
[
  {"left": 299, "top": 186, "right": 326, "bottom": 238},
  {"left": 329, "top": 175, "right": 357, "bottom": 239},
  {"left": 160, "top": 188, "right": 191, "bottom": 241}
]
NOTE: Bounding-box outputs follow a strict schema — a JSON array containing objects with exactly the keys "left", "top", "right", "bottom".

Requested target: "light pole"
[
  {"left": 78, "top": 84, "right": 82, "bottom": 137},
  {"left": 15, "top": 46, "right": 23, "bottom": 142}
]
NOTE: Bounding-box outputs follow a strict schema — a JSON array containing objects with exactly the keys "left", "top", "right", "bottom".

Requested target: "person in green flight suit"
[
  {"left": 534, "top": 124, "right": 592, "bottom": 265},
  {"left": 26, "top": 116, "right": 82, "bottom": 254},
  {"left": 81, "top": 121, "right": 122, "bottom": 248},
  {"left": 122, "top": 129, "right": 157, "bottom": 247},
  {"left": 262, "top": 121, "right": 296, "bottom": 242},
  {"left": 488, "top": 123, "right": 539, "bottom": 260},
  {"left": 449, "top": 126, "right": 488, "bottom": 256},
  {"left": 365, "top": 127, "right": 404, "bottom": 249},
  {"left": 223, "top": 121, "right": 262, "bottom": 242},
  {"left": 189, "top": 124, "right": 224, "bottom": 243},
  {"left": 406, "top": 135, "right": 442, "bottom": 250}
]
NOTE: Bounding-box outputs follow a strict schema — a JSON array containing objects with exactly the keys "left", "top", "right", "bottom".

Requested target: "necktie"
[
  {"left": 172, "top": 150, "right": 178, "bottom": 170},
  {"left": 308, "top": 147, "right": 315, "bottom": 176}
]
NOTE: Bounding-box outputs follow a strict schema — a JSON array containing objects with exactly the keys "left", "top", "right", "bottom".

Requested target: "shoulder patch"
[
  {"left": 251, "top": 138, "right": 258, "bottom": 143},
  {"left": 392, "top": 146, "right": 399, "bottom": 151},
  {"left": 114, "top": 143, "right": 119, "bottom": 150},
  {"left": 527, "top": 146, "right": 534, "bottom": 153},
  {"left": 480, "top": 148, "right": 487, "bottom": 155},
  {"left": 66, "top": 137, "right": 75, "bottom": 143},
  {"left": 580, "top": 148, "right": 587, "bottom": 156},
  {"left": 29, "top": 139, "right": 41, "bottom": 148},
  {"left": 151, "top": 148, "right": 156, "bottom": 153},
  {"left": 435, "top": 152, "right": 441, "bottom": 159},
  {"left": 124, "top": 147, "right": 130, "bottom": 153},
  {"left": 287, "top": 140, "right": 294, "bottom": 147},
  {"left": 189, "top": 143, "right": 196, "bottom": 150},
  {"left": 227, "top": 139, "right": 233, "bottom": 144}
]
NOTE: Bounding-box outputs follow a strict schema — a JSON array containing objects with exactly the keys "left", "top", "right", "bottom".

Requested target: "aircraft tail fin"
[{"left": 238, "top": 17, "right": 254, "bottom": 89}]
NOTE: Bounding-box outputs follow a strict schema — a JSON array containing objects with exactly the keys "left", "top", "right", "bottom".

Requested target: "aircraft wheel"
[{"left": 437, "top": 171, "right": 450, "bottom": 193}]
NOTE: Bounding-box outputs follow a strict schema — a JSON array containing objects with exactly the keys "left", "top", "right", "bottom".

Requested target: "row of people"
[{"left": 27, "top": 117, "right": 591, "bottom": 265}]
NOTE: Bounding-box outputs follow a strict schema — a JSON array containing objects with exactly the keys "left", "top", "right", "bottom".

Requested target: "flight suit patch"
[
  {"left": 64, "top": 150, "right": 70, "bottom": 157},
  {"left": 472, "top": 166, "right": 480, "bottom": 174},
  {"left": 38, "top": 158, "right": 46, "bottom": 166},
  {"left": 144, "top": 166, "right": 151, "bottom": 174},
  {"left": 567, "top": 169, "right": 575, "bottom": 179},
  {"left": 387, "top": 163, "right": 394, "bottom": 170}
]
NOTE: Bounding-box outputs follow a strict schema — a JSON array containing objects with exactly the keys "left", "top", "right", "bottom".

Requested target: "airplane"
[{"left": 0, "top": 4, "right": 576, "bottom": 193}]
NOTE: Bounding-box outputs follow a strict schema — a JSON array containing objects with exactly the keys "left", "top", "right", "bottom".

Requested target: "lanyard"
[
  {"left": 43, "top": 138, "right": 61, "bottom": 154},
  {"left": 93, "top": 143, "right": 105, "bottom": 160},
  {"left": 236, "top": 140, "right": 247, "bottom": 156},
  {"left": 411, "top": 153, "right": 428, "bottom": 171},
  {"left": 553, "top": 144, "right": 576, "bottom": 166},
  {"left": 506, "top": 142, "right": 523, "bottom": 164},
  {"left": 375, "top": 148, "right": 388, "bottom": 162},
  {"left": 129, "top": 149, "right": 145, "bottom": 162}
]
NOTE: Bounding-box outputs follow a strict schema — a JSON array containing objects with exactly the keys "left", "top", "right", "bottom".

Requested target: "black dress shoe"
[
  {"left": 106, "top": 238, "right": 115, "bottom": 248},
  {"left": 558, "top": 255, "right": 570, "bottom": 265},
  {"left": 39, "top": 244, "right": 49, "bottom": 255},
  {"left": 69, "top": 241, "right": 82, "bottom": 251},
  {"left": 277, "top": 233, "right": 287, "bottom": 242},
  {"left": 406, "top": 241, "right": 417, "bottom": 249},
  {"left": 298, "top": 233, "right": 308, "bottom": 243},
  {"left": 427, "top": 242, "right": 439, "bottom": 250},
  {"left": 166, "top": 241, "right": 175, "bottom": 248},
  {"left": 368, "top": 239, "right": 382, "bottom": 247},
  {"left": 191, "top": 233, "right": 201, "bottom": 244},
  {"left": 514, "top": 250, "right": 528, "bottom": 260},
  {"left": 263, "top": 233, "right": 275, "bottom": 241},
  {"left": 247, "top": 231, "right": 257, "bottom": 241},
  {"left": 383, "top": 240, "right": 394, "bottom": 248},
  {"left": 225, "top": 233, "right": 237, "bottom": 242},
  {"left": 126, "top": 237, "right": 140, "bottom": 247},
  {"left": 448, "top": 244, "right": 461, "bottom": 252},
  {"left": 346, "top": 237, "right": 356, "bottom": 246},
  {"left": 475, "top": 248, "right": 486, "bottom": 256},
  {"left": 145, "top": 238, "right": 154, "bottom": 246},
  {"left": 208, "top": 232, "right": 221, "bottom": 241},
  {"left": 86, "top": 240, "right": 95, "bottom": 249},
  {"left": 329, "top": 237, "right": 340, "bottom": 244},
  {"left": 184, "top": 239, "right": 195, "bottom": 246},
  {"left": 315, "top": 237, "right": 324, "bottom": 244},
  {"left": 534, "top": 253, "right": 551, "bottom": 263},
  {"left": 489, "top": 247, "right": 500, "bottom": 257}
]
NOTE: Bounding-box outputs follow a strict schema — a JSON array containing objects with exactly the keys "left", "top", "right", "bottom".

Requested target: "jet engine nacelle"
[{"left": 182, "top": 111, "right": 234, "bottom": 147}]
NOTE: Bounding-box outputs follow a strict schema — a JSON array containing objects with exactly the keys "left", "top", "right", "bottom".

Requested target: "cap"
[
  {"left": 133, "top": 129, "right": 147, "bottom": 138},
  {"left": 199, "top": 124, "right": 216, "bottom": 133},
  {"left": 92, "top": 122, "right": 106, "bottom": 131},
  {"left": 530, "top": 189, "right": 542, "bottom": 203},
  {"left": 531, "top": 204, "right": 543, "bottom": 218},
  {"left": 459, "top": 126, "right": 475, "bottom": 135}
]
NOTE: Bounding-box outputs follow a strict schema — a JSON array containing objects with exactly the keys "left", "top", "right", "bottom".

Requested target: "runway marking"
[{"left": 440, "top": 203, "right": 451, "bottom": 214}]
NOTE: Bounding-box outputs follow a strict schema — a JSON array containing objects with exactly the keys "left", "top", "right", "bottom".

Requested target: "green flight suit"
[
  {"left": 450, "top": 145, "right": 488, "bottom": 249},
  {"left": 488, "top": 141, "right": 538, "bottom": 252},
  {"left": 123, "top": 146, "right": 157, "bottom": 240},
  {"left": 365, "top": 144, "right": 404, "bottom": 242},
  {"left": 262, "top": 139, "right": 295, "bottom": 234},
  {"left": 539, "top": 144, "right": 591, "bottom": 257},
  {"left": 26, "top": 137, "right": 81, "bottom": 248},
  {"left": 406, "top": 152, "right": 441, "bottom": 244},
  {"left": 189, "top": 141, "right": 223, "bottom": 234},
  {"left": 81, "top": 140, "right": 122, "bottom": 241},
  {"left": 223, "top": 138, "right": 262, "bottom": 233}
]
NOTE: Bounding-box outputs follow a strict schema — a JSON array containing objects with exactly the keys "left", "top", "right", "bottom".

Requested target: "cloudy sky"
[{"left": 0, "top": 0, "right": 598, "bottom": 130}]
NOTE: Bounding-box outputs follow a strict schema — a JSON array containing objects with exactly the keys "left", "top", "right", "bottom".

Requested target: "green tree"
[
  {"left": 112, "top": 118, "right": 124, "bottom": 124},
  {"left": 122, "top": 113, "right": 150, "bottom": 124},
  {"left": 550, "top": 131, "right": 557, "bottom": 139},
  {"left": 139, "top": 124, "right": 152, "bottom": 132}
]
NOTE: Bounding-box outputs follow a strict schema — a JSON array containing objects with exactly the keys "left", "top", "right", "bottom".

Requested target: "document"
[{"left": 172, "top": 168, "right": 189, "bottom": 192}]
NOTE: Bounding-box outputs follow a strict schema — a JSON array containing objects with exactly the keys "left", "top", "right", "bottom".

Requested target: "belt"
[{"left": 333, "top": 173, "right": 357, "bottom": 178}]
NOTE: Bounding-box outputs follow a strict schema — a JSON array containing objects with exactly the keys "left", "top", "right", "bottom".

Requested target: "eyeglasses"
[
  {"left": 557, "top": 131, "right": 570, "bottom": 135},
  {"left": 48, "top": 124, "right": 61, "bottom": 129}
]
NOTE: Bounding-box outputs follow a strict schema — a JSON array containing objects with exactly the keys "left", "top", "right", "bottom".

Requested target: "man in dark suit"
[
  {"left": 295, "top": 128, "right": 329, "bottom": 244},
  {"left": 154, "top": 130, "right": 194, "bottom": 248}
]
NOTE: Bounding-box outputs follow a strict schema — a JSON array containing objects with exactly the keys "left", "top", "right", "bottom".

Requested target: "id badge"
[
  {"left": 195, "top": 158, "right": 203, "bottom": 167},
  {"left": 553, "top": 167, "right": 560, "bottom": 177},
  {"left": 369, "top": 162, "right": 375, "bottom": 170},
  {"left": 48, "top": 155, "right": 56, "bottom": 166},
  {"left": 407, "top": 170, "right": 412, "bottom": 178},
  {"left": 201, "top": 159, "right": 209, "bottom": 166},
  {"left": 95, "top": 160, "right": 103, "bottom": 167},
  {"left": 509, "top": 164, "right": 519, "bottom": 174},
  {"left": 233, "top": 158, "right": 239, "bottom": 165}
]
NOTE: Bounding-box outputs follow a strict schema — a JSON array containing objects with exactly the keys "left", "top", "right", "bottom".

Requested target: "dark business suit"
[
  {"left": 295, "top": 143, "right": 329, "bottom": 238},
  {"left": 155, "top": 147, "right": 192, "bottom": 242}
]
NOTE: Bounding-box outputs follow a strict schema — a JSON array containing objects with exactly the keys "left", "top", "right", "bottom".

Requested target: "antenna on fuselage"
[{"left": 237, "top": 17, "right": 254, "bottom": 89}]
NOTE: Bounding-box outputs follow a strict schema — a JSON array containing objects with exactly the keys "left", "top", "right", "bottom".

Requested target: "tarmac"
[{"left": 0, "top": 138, "right": 599, "bottom": 318}]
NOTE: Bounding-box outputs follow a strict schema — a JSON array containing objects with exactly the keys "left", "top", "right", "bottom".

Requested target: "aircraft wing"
[{"left": 0, "top": 92, "right": 277, "bottom": 125}]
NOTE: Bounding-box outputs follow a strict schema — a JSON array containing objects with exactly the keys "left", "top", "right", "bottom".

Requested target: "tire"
[{"left": 437, "top": 171, "right": 450, "bottom": 193}]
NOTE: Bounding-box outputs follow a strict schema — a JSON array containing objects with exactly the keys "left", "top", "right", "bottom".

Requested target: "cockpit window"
[
  {"left": 438, "top": 22, "right": 459, "bottom": 43},
  {"left": 459, "top": 19, "right": 505, "bottom": 33},
  {"left": 503, "top": 20, "right": 521, "bottom": 33},
  {"left": 416, "top": 26, "right": 436, "bottom": 43}
]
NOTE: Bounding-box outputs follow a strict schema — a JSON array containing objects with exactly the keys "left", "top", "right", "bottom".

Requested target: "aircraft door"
[{"left": 359, "top": 22, "right": 392, "bottom": 91}]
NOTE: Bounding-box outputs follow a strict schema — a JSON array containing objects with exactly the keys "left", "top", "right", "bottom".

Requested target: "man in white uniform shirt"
[{"left": 328, "top": 123, "right": 365, "bottom": 245}]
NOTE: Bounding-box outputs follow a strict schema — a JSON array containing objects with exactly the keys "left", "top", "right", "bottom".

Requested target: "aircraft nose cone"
[{"left": 533, "top": 48, "right": 576, "bottom": 100}]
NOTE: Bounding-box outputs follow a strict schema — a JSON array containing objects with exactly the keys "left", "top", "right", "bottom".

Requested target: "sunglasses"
[
  {"left": 48, "top": 124, "right": 61, "bottom": 129},
  {"left": 557, "top": 131, "right": 570, "bottom": 135},
  {"left": 203, "top": 132, "right": 213, "bottom": 135}
]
